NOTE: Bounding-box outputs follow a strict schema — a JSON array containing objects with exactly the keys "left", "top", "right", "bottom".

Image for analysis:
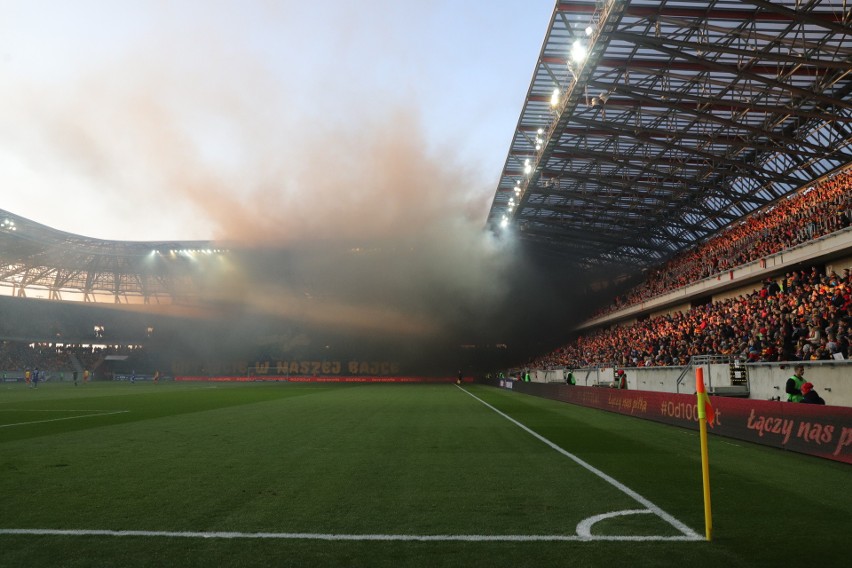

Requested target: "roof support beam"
[{"left": 609, "top": 30, "right": 852, "bottom": 113}]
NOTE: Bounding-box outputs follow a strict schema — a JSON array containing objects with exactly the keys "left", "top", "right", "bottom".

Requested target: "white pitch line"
[
  {"left": 0, "top": 409, "right": 121, "bottom": 412},
  {"left": 576, "top": 509, "right": 651, "bottom": 538},
  {"left": 0, "top": 528, "right": 700, "bottom": 542},
  {"left": 0, "top": 410, "right": 129, "bottom": 428},
  {"left": 456, "top": 385, "right": 702, "bottom": 541}
]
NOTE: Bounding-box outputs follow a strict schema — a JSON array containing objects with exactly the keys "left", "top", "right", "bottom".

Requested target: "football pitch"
[{"left": 0, "top": 381, "right": 848, "bottom": 567}]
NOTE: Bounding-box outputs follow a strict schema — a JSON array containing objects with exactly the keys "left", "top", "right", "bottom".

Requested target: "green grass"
[{"left": 0, "top": 381, "right": 848, "bottom": 567}]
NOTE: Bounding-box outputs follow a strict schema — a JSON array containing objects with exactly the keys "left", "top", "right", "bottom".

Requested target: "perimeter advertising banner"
[
  {"left": 176, "top": 376, "right": 466, "bottom": 383},
  {"left": 489, "top": 381, "right": 852, "bottom": 465}
]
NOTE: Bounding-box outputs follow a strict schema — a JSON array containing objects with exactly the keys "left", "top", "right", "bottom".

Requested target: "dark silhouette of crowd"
[
  {"left": 0, "top": 341, "right": 153, "bottom": 378},
  {"left": 595, "top": 169, "right": 852, "bottom": 317},
  {"left": 0, "top": 342, "right": 69, "bottom": 372}
]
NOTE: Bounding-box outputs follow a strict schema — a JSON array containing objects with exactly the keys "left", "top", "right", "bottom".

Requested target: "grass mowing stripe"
[{"left": 456, "top": 385, "right": 703, "bottom": 541}]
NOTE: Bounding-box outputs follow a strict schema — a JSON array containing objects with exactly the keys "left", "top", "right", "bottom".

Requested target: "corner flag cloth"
[{"left": 696, "top": 370, "right": 715, "bottom": 428}]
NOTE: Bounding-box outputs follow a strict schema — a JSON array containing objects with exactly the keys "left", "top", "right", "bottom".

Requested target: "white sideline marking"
[
  {"left": 0, "top": 528, "right": 699, "bottom": 542},
  {"left": 0, "top": 410, "right": 129, "bottom": 428},
  {"left": 0, "top": 409, "right": 120, "bottom": 412},
  {"left": 456, "top": 385, "right": 702, "bottom": 541}
]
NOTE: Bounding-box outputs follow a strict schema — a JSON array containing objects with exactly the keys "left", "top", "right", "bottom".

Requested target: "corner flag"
[{"left": 696, "top": 367, "right": 713, "bottom": 541}]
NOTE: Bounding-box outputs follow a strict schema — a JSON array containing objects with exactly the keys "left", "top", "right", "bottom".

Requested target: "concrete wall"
[
  {"left": 826, "top": 254, "right": 852, "bottom": 275},
  {"left": 650, "top": 302, "right": 691, "bottom": 319},
  {"left": 531, "top": 360, "right": 852, "bottom": 407},
  {"left": 712, "top": 280, "right": 767, "bottom": 303}
]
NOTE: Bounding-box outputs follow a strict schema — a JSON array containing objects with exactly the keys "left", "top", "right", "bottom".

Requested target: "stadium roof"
[
  {"left": 0, "top": 209, "right": 224, "bottom": 303},
  {"left": 488, "top": 0, "right": 852, "bottom": 269}
]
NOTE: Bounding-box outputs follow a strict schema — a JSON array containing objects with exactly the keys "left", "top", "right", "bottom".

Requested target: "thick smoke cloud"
[{"left": 0, "top": 4, "right": 595, "bottom": 370}]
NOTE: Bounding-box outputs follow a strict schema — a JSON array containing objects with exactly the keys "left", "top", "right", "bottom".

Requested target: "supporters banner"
[
  {"left": 489, "top": 381, "right": 852, "bottom": 465},
  {"left": 176, "top": 376, "right": 466, "bottom": 383}
]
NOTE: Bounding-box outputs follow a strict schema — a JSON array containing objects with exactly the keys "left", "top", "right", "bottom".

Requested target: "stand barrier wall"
[
  {"left": 529, "top": 361, "right": 852, "bottom": 407},
  {"left": 486, "top": 379, "right": 852, "bottom": 465}
]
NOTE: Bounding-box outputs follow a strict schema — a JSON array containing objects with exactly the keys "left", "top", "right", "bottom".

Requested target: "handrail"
[{"left": 675, "top": 355, "right": 731, "bottom": 393}]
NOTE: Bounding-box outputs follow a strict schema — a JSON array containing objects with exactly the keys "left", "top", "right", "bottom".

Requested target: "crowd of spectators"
[
  {"left": 596, "top": 169, "right": 852, "bottom": 317},
  {"left": 535, "top": 267, "right": 852, "bottom": 369}
]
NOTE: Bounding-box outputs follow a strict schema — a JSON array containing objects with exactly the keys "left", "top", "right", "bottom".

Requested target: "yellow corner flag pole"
[{"left": 696, "top": 367, "right": 713, "bottom": 541}]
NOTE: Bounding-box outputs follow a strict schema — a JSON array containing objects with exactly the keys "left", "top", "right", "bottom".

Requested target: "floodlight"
[
  {"left": 571, "top": 40, "right": 587, "bottom": 64},
  {"left": 585, "top": 25, "right": 594, "bottom": 36},
  {"left": 550, "top": 87, "right": 560, "bottom": 107}
]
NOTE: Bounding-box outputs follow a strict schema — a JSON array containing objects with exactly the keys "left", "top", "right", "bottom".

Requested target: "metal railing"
[{"left": 675, "top": 355, "right": 731, "bottom": 393}]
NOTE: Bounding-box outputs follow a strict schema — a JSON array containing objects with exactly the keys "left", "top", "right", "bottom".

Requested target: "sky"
[{"left": 0, "top": 0, "right": 555, "bottom": 244}]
